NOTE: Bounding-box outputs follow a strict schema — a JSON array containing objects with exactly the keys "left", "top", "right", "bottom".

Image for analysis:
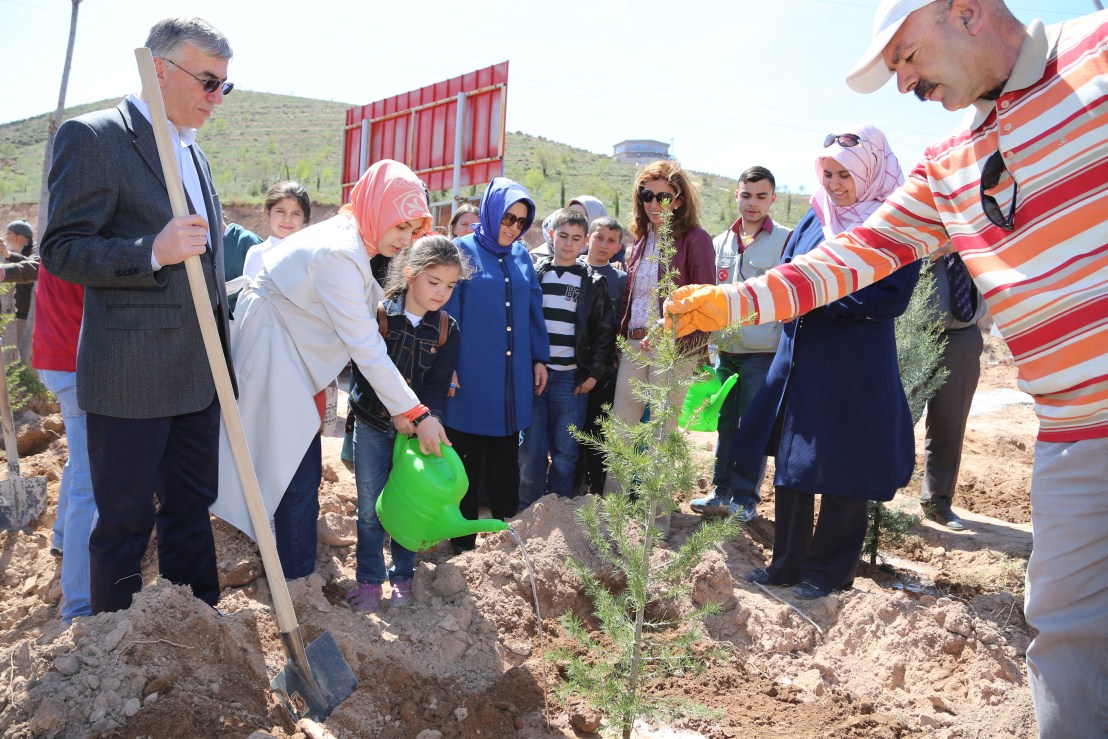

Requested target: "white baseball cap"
[{"left": 846, "top": 0, "right": 940, "bottom": 93}]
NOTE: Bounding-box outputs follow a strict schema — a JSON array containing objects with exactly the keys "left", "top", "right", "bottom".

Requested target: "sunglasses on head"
[
  {"left": 162, "top": 57, "right": 234, "bottom": 96},
  {"left": 500, "top": 212, "right": 530, "bottom": 230},
  {"left": 980, "top": 149, "right": 1017, "bottom": 231},
  {"left": 639, "top": 188, "right": 678, "bottom": 204},
  {"left": 824, "top": 133, "right": 862, "bottom": 148}
]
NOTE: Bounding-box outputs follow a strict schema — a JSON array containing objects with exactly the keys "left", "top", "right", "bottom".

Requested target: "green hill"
[
  {"left": 0, "top": 90, "right": 809, "bottom": 233},
  {"left": 0, "top": 91, "right": 350, "bottom": 205}
]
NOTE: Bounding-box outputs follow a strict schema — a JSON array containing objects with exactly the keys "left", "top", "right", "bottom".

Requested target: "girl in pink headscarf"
[{"left": 212, "top": 160, "right": 449, "bottom": 582}]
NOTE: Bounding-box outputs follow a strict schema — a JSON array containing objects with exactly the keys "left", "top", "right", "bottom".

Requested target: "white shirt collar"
[{"left": 127, "top": 93, "right": 198, "bottom": 147}]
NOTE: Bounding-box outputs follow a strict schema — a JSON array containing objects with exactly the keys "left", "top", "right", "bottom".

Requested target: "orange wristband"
[{"left": 401, "top": 404, "right": 430, "bottom": 422}]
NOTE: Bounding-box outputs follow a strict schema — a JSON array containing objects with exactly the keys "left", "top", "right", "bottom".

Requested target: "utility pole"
[{"left": 37, "top": 0, "right": 83, "bottom": 233}]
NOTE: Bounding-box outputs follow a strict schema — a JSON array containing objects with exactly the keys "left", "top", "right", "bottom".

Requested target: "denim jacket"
[{"left": 348, "top": 294, "right": 460, "bottom": 433}]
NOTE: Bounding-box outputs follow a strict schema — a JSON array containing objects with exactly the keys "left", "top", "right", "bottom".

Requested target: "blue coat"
[
  {"left": 444, "top": 232, "right": 549, "bottom": 436},
  {"left": 731, "top": 208, "right": 920, "bottom": 501}
]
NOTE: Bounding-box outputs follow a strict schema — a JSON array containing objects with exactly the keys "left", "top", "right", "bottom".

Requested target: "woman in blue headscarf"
[{"left": 445, "top": 178, "right": 549, "bottom": 550}]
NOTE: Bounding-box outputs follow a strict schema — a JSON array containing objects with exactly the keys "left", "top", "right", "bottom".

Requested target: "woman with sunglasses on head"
[
  {"left": 443, "top": 178, "right": 549, "bottom": 551},
  {"left": 731, "top": 123, "right": 919, "bottom": 599},
  {"left": 211, "top": 159, "right": 449, "bottom": 581},
  {"left": 608, "top": 161, "right": 715, "bottom": 447}
]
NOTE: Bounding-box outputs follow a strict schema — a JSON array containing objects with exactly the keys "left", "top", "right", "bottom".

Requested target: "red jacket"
[{"left": 32, "top": 267, "right": 84, "bottom": 372}]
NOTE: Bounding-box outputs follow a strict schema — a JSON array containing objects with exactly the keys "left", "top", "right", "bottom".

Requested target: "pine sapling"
[
  {"left": 866, "top": 261, "right": 948, "bottom": 564},
  {"left": 558, "top": 204, "right": 738, "bottom": 738}
]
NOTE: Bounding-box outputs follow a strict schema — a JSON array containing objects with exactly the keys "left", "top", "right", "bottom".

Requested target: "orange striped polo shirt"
[{"left": 720, "top": 12, "right": 1108, "bottom": 442}]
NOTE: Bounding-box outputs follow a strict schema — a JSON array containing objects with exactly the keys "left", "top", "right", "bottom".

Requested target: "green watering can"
[
  {"left": 678, "top": 366, "right": 739, "bottom": 432},
  {"left": 376, "top": 434, "right": 510, "bottom": 551}
]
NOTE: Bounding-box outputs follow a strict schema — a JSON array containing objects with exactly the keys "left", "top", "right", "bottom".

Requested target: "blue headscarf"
[{"left": 473, "top": 177, "right": 535, "bottom": 255}]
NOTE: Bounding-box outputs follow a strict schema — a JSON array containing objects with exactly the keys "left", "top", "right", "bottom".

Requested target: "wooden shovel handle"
[
  {"left": 0, "top": 342, "right": 21, "bottom": 477},
  {"left": 134, "top": 48, "right": 299, "bottom": 634}
]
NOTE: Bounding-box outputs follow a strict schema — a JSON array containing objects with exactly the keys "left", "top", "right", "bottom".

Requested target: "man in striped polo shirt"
[
  {"left": 519, "top": 209, "right": 615, "bottom": 507},
  {"left": 666, "top": 2, "right": 1108, "bottom": 735}
]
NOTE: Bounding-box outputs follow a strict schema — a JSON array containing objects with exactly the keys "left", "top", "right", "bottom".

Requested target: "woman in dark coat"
[{"left": 734, "top": 124, "right": 919, "bottom": 599}]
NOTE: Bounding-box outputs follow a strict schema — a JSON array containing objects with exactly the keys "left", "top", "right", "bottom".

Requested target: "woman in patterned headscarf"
[
  {"left": 212, "top": 160, "right": 448, "bottom": 581},
  {"left": 733, "top": 124, "right": 920, "bottom": 600}
]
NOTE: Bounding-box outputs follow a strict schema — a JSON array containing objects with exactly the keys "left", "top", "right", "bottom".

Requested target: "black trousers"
[
  {"left": 921, "top": 326, "right": 983, "bottom": 508},
  {"left": 573, "top": 375, "right": 616, "bottom": 495},
  {"left": 766, "top": 486, "right": 869, "bottom": 593},
  {"left": 447, "top": 427, "right": 520, "bottom": 550},
  {"left": 86, "top": 398, "right": 221, "bottom": 614}
]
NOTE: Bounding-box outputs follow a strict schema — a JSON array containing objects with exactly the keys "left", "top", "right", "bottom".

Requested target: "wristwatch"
[{"left": 412, "top": 411, "right": 432, "bottom": 427}]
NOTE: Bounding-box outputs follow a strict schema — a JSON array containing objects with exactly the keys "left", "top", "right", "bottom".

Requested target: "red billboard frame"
[{"left": 341, "top": 62, "right": 509, "bottom": 202}]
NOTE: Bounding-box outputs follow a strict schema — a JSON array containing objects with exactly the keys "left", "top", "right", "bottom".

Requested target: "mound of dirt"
[{"left": 0, "top": 347, "right": 1039, "bottom": 737}]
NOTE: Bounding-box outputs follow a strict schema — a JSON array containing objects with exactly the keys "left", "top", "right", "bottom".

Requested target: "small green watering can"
[
  {"left": 678, "top": 366, "right": 739, "bottom": 432},
  {"left": 376, "top": 434, "right": 510, "bottom": 551}
]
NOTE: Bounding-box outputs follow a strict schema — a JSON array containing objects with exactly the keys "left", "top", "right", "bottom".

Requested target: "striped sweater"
[{"left": 718, "top": 13, "right": 1108, "bottom": 443}]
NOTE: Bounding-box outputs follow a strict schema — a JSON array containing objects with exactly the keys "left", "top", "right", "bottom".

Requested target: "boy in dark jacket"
[
  {"left": 519, "top": 210, "right": 616, "bottom": 506},
  {"left": 574, "top": 217, "right": 627, "bottom": 494}
]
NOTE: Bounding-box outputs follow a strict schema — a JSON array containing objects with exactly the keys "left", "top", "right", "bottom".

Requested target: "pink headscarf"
[
  {"left": 810, "top": 123, "right": 904, "bottom": 239},
  {"left": 340, "top": 159, "right": 432, "bottom": 255}
]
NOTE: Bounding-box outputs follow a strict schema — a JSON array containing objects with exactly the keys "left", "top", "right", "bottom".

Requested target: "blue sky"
[{"left": 1, "top": 0, "right": 1100, "bottom": 196}]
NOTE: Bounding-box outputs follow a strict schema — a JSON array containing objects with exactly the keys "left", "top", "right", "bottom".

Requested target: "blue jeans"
[
  {"left": 40, "top": 370, "right": 95, "bottom": 621},
  {"left": 518, "top": 369, "right": 588, "bottom": 507},
  {"left": 714, "top": 352, "right": 774, "bottom": 508},
  {"left": 273, "top": 433, "right": 322, "bottom": 580},
  {"left": 353, "top": 419, "right": 416, "bottom": 584}
]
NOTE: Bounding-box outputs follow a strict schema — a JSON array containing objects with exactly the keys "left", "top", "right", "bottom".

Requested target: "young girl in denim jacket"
[{"left": 346, "top": 235, "right": 470, "bottom": 612}]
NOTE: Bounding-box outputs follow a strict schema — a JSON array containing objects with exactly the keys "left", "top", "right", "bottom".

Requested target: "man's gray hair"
[{"left": 146, "top": 17, "right": 232, "bottom": 61}]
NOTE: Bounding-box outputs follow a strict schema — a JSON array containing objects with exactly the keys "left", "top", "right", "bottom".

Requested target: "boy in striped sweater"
[{"left": 519, "top": 209, "right": 616, "bottom": 507}]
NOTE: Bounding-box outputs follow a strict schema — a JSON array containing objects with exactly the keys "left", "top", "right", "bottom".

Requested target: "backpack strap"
[{"left": 376, "top": 305, "right": 388, "bottom": 339}]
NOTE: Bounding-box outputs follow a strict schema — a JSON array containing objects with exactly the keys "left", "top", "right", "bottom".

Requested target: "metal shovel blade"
[
  {"left": 270, "top": 630, "right": 357, "bottom": 723},
  {"left": 0, "top": 475, "right": 47, "bottom": 530}
]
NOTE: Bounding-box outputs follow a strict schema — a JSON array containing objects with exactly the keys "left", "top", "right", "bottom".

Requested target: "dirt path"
[{"left": 0, "top": 333, "right": 1038, "bottom": 737}]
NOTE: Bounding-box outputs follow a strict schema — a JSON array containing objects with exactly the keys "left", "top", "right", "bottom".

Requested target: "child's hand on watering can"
[
  {"left": 393, "top": 415, "right": 416, "bottom": 435},
  {"left": 414, "top": 416, "right": 451, "bottom": 456}
]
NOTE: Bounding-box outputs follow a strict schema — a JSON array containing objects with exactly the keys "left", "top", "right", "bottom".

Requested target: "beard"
[{"left": 979, "top": 80, "right": 1008, "bottom": 101}]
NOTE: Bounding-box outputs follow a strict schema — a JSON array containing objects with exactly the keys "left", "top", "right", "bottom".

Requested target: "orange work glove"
[{"left": 664, "top": 283, "right": 733, "bottom": 337}]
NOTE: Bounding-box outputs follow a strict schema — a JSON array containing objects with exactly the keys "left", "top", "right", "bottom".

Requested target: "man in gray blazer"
[{"left": 41, "top": 17, "right": 235, "bottom": 614}]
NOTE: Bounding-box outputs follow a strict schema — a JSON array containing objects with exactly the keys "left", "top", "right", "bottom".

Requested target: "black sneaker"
[
  {"left": 747, "top": 568, "right": 796, "bottom": 587},
  {"left": 793, "top": 582, "right": 830, "bottom": 600},
  {"left": 921, "top": 504, "right": 967, "bottom": 531}
]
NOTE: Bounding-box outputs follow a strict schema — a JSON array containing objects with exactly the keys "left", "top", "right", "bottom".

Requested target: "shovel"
[
  {"left": 0, "top": 339, "right": 48, "bottom": 530},
  {"left": 135, "top": 48, "right": 355, "bottom": 722}
]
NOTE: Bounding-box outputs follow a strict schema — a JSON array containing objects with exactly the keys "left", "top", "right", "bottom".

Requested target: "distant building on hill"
[{"left": 612, "top": 139, "right": 671, "bottom": 164}]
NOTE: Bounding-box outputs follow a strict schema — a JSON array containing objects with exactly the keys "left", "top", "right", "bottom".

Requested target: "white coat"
[{"left": 211, "top": 213, "right": 419, "bottom": 539}]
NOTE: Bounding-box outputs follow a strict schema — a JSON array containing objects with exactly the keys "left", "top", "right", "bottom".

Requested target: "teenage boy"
[
  {"left": 690, "top": 166, "right": 790, "bottom": 523},
  {"left": 519, "top": 209, "right": 616, "bottom": 506},
  {"left": 574, "top": 216, "right": 627, "bottom": 494}
]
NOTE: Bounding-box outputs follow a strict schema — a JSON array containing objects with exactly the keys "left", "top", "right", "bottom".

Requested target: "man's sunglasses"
[
  {"left": 824, "top": 133, "right": 862, "bottom": 148},
  {"left": 162, "top": 57, "right": 234, "bottom": 96},
  {"left": 639, "top": 188, "right": 678, "bottom": 204},
  {"left": 500, "top": 212, "right": 530, "bottom": 229},
  {"left": 980, "top": 150, "right": 1017, "bottom": 231}
]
